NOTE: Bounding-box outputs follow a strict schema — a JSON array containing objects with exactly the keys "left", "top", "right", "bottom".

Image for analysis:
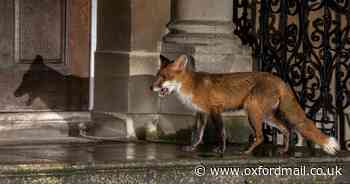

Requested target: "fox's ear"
[
  {"left": 160, "top": 55, "right": 171, "bottom": 67},
  {"left": 173, "top": 54, "right": 188, "bottom": 71}
]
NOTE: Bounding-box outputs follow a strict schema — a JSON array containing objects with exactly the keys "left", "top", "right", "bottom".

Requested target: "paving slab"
[{"left": 0, "top": 142, "right": 349, "bottom": 183}]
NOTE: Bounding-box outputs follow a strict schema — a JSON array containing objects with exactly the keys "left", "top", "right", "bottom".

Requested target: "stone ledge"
[
  {"left": 0, "top": 137, "right": 95, "bottom": 146},
  {"left": 0, "top": 112, "right": 91, "bottom": 139},
  {"left": 0, "top": 111, "right": 91, "bottom": 122}
]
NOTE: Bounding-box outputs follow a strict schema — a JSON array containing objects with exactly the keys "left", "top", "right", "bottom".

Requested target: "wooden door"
[{"left": 0, "top": 0, "right": 90, "bottom": 112}]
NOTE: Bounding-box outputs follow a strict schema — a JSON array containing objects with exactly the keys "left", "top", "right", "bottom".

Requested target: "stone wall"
[{"left": 93, "top": 0, "right": 254, "bottom": 144}]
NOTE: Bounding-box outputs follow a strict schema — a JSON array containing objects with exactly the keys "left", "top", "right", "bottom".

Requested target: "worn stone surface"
[
  {"left": 131, "top": 0, "right": 170, "bottom": 52},
  {"left": 68, "top": 0, "right": 91, "bottom": 78},
  {"left": 93, "top": 0, "right": 255, "bottom": 146},
  {"left": 128, "top": 75, "right": 159, "bottom": 113},
  {"left": 0, "top": 143, "right": 348, "bottom": 184},
  {"left": 94, "top": 0, "right": 171, "bottom": 126},
  {"left": 97, "top": 0, "right": 131, "bottom": 51},
  {"left": 87, "top": 113, "right": 128, "bottom": 138},
  {"left": 223, "top": 115, "right": 251, "bottom": 144},
  {"left": 173, "top": 0, "right": 233, "bottom": 21},
  {"left": 0, "top": 112, "right": 91, "bottom": 140}
]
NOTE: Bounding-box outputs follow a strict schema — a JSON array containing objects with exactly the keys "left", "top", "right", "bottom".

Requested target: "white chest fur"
[{"left": 175, "top": 86, "right": 202, "bottom": 112}]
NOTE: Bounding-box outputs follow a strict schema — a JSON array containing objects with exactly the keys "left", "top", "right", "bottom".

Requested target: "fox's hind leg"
[
  {"left": 211, "top": 113, "right": 226, "bottom": 154},
  {"left": 266, "top": 115, "right": 290, "bottom": 154},
  {"left": 244, "top": 104, "right": 264, "bottom": 155}
]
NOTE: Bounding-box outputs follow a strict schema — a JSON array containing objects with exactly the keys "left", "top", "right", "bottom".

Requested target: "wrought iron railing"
[{"left": 233, "top": 0, "right": 350, "bottom": 150}]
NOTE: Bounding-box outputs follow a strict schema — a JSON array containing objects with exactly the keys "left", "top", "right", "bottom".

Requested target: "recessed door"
[{"left": 0, "top": 0, "right": 90, "bottom": 111}]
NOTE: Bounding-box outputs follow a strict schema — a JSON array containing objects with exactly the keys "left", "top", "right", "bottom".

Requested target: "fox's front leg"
[{"left": 182, "top": 112, "right": 208, "bottom": 152}]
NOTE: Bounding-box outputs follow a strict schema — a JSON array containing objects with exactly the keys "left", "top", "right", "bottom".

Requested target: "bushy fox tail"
[{"left": 279, "top": 87, "right": 340, "bottom": 155}]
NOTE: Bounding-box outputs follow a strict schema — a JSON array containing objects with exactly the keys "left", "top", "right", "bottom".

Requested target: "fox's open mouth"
[{"left": 159, "top": 87, "right": 170, "bottom": 97}]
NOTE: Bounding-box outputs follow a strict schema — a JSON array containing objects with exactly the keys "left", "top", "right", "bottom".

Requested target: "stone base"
[
  {"left": 0, "top": 110, "right": 262, "bottom": 147},
  {"left": 162, "top": 21, "right": 253, "bottom": 73},
  {"left": 0, "top": 112, "right": 91, "bottom": 140},
  {"left": 112, "top": 112, "right": 253, "bottom": 145}
]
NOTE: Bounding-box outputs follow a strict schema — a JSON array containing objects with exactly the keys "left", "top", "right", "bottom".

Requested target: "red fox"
[{"left": 151, "top": 54, "right": 340, "bottom": 155}]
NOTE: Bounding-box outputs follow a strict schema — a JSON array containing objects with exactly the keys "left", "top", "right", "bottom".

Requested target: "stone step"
[
  {"left": 0, "top": 137, "right": 95, "bottom": 146},
  {"left": 0, "top": 142, "right": 348, "bottom": 184},
  {"left": 0, "top": 112, "right": 91, "bottom": 139}
]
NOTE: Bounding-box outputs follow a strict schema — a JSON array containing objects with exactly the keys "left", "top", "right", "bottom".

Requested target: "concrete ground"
[{"left": 0, "top": 140, "right": 349, "bottom": 183}]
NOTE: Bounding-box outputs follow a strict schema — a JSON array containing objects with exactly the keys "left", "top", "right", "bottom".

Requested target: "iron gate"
[{"left": 233, "top": 0, "right": 350, "bottom": 149}]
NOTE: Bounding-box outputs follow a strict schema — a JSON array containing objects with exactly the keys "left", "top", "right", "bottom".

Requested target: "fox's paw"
[
  {"left": 242, "top": 150, "right": 253, "bottom": 155},
  {"left": 280, "top": 146, "right": 289, "bottom": 153},
  {"left": 212, "top": 146, "right": 226, "bottom": 154},
  {"left": 277, "top": 148, "right": 290, "bottom": 157}
]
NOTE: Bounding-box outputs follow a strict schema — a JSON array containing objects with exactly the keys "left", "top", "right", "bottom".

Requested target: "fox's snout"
[
  {"left": 150, "top": 84, "right": 162, "bottom": 92},
  {"left": 150, "top": 76, "right": 162, "bottom": 92},
  {"left": 150, "top": 83, "right": 159, "bottom": 91}
]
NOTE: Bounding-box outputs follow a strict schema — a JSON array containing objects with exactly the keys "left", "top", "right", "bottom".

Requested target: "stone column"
[
  {"left": 161, "top": 0, "right": 253, "bottom": 144},
  {"left": 93, "top": 0, "right": 171, "bottom": 140},
  {"left": 93, "top": 0, "right": 253, "bottom": 144},
  {"left": 162, "top": 0, "right": 253, "bottom": 73}
]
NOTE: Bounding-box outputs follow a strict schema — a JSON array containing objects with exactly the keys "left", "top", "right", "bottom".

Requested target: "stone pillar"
[
  {"left": 162, "top": 0, "right": 253, "bottom": 73},
  {"left": 93, "top": 0, "right": 171, "bottom": 139},
  {"left": 92, "top": 0, "right": 253, "bottom": 144},
  {"left": 161, "top": 0, "right": 253, "bottom": 144}
]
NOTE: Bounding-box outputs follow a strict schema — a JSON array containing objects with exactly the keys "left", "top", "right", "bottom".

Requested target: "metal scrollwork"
[{"left": 234, "top": 0, "right": 350, "bottom": 148}]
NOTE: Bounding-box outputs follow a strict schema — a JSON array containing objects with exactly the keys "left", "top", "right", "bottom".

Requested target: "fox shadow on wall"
[{"left": 14, "top": 55, "right": 89, "bottom": 110}]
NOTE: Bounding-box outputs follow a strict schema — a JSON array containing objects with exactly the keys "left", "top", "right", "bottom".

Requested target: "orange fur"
[{"left": 151, "top": 55, "right": 339, "bottom": 155}]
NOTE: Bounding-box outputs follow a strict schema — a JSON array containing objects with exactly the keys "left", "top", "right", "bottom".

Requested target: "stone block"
[
  {"left": 128, "top": 75, "right": 159, "bottom": 114},
  {"left": 174, "top": 0, "right": 233, "bottom": 21},
  {"left": 131, "top": 0, "right": 170, "bottom": 51},
  {"left": 131, "top": 114, "right": 159, "bottom": 140},
  {"left": 94, "top": 52, "right": 130, "bottom": 78},
  {"left": 194, "top": 54, "right": 253, "bottom": 73},
  {"left": 0, "top": 112, "right": 91, "bottom": 140},
  {"left": 94, "top": 76, "right": 129, "bottom": 113},
  {"left": 159, "top": 95, "right": 193, "bottom": 115},
  {"left": 97, "top": 0, "right": 131, "bottom": 51},
  {"left": 88, "top": 112, "right": 127, "bottom": 138},
  {"left": 223, "top": 115, "right": 251, "bottom": 144},
  {"left": 158, "top": 114, "right": 196, "bottom": 144},
  {"left": 129, "top": 53, "right": 159, "bottom": 76}
]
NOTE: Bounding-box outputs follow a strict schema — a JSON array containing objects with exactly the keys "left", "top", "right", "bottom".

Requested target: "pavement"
[{"left": 0, "top": 140, "right": 349, "bottom": 183}]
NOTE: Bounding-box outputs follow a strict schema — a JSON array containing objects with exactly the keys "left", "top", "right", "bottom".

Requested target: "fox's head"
[{"left": 150, "top": 54, "right": 191, "bottom": 97}]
